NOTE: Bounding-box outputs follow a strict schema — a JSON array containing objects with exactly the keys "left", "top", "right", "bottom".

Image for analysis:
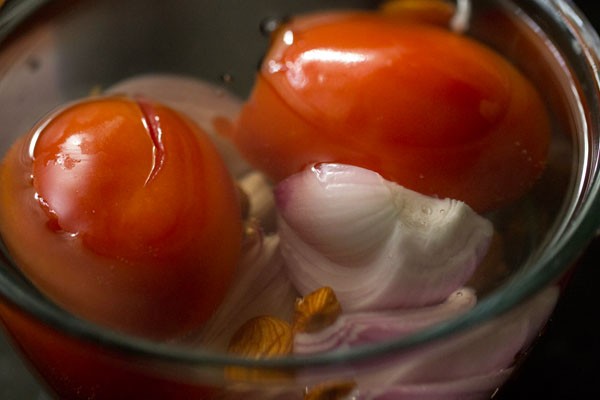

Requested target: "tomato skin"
[
  {"left": 232, "top": 12, "right": 551, "bottom": 212},
  {"left": 0, "top": 96, "right": 243, "bottom": 339}
]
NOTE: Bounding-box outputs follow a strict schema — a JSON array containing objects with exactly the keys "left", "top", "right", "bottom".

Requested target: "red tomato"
[
  {"left": 0, "top": 96, "right": 243, "bottom": 339},
  {"left": 231, "top": 12, "right": 551, "bottom": 212}
]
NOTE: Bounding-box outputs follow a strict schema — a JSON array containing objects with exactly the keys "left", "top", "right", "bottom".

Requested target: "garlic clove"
[
  {"left": 276, "top": 163, "right": 493, "bottom": 311},
  {"left": 237, "top": 171, "right": 278, "bottom": 233},
  {"left": 276, "top": 163, "right": 398, "bottom": 267}
]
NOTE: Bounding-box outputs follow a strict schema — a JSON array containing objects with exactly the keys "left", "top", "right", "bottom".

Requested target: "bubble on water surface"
[{"left": 259, "top": 16, "right": 288, "bottom": 37}]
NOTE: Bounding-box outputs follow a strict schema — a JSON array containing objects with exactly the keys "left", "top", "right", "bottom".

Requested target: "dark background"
[
  {"left": 496, "top": 1, "right": 600, "bottom": 398},
  {"left": 497, "top": 237, "right": 600, "bottom": 399}
]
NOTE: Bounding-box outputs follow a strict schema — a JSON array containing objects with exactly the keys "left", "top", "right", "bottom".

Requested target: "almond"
[
  {"left": 226, "top": 315, "right": 293, "bottom": 381},
  {"left": 304, "top": 380, "right": 357, "bottom": 400},
  {"left": 294, "top": 287, "right": 342, "bottom": 333},
  {"left": 228, "top": 315, "right": 293, "bottom": 357}
]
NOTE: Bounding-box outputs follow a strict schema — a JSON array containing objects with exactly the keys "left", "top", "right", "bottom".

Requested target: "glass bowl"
[{"left": 0, "top": 0, "right": 599, "bottom": 399}]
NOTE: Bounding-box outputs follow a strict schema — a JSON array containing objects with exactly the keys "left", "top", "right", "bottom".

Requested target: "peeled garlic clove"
[
  {"left": 237, "top": 171, "right": 277, "bottom": 233},
  {"left": 275, "top": 163, "right": 493, "bottom": 311},
  {"left": 294, "top": 287, "right": 477, "bottom": 354}
]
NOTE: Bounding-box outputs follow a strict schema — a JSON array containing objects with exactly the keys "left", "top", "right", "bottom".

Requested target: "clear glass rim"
[{"left": 0, "top": 0, "right": 599, "bottom": 370}]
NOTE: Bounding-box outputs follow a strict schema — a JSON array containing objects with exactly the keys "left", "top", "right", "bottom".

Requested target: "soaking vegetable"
[
  {"left": 294, "top": 286, "right": 558, "bottom": 400},
  {"left": 222, "top": 282, "right": 558, "bottom": 400},
  {"left": 276, "top": 163, "right": 493, "bottom": 310},
  {"left": 0, "top": 96, "right": 243, "bottom": 339},
  {"left": 292, "top": 286, "right": 477, "bottom": 353},
  {"left": 230, "top": 10, "right": 551, "bottom": 212}
]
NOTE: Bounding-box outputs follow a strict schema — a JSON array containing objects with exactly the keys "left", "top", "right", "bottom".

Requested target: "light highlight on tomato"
[{"left": 232, "top": 12, "right": 551, "bottom": 212}]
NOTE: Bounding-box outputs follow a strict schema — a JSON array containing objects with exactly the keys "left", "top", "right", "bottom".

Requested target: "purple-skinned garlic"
[
  {"left": 275, "top": 163, "right": 493, "bottom": 311},
  {"left": 294, "top": 287, "right": 477, "bottom": 354},
  {"left": 294, "top": 286, "right": 558, "bottom": 400}
]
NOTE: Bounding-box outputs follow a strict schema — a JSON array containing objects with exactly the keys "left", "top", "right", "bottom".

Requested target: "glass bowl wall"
[{"left": 1, "top": 1, "right": 599, "bottom": 399}]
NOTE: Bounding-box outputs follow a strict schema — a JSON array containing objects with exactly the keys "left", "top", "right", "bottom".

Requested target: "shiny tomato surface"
[
  {"left": 0, "top": 96, "right": 243, "bottom": 339},
  {"left": 232, "top": 12, "right": 551, "bottom": 212}
]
